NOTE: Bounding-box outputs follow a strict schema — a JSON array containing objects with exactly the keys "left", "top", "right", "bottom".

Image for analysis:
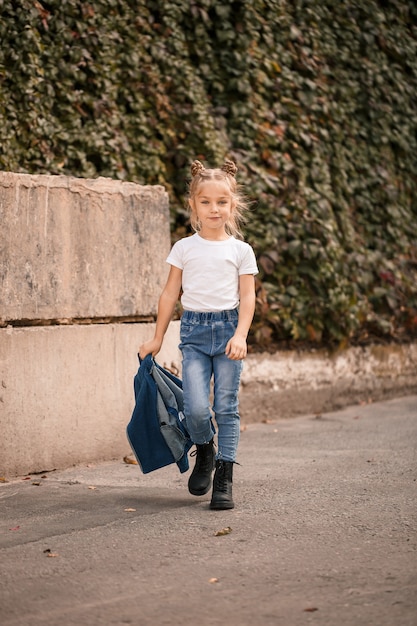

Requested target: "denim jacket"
[{"left": 126, "top": 355, "right": 192, "bottom": 474}]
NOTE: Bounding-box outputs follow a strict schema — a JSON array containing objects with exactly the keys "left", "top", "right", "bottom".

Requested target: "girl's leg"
[
  {"left": 181, "top": 347, "right": 214, "bottom": 444},
  {"left": 212, "top": 352, "right": 243, "bottom": 462},
  {"left": 181, "top": 347, "right": 216, "bottom": 496}
]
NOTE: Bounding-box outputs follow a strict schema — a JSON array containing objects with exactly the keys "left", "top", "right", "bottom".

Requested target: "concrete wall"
[
  {"left": 240, "top": 343, "right": 417, "bottom": 423},
  {"left": 0, "top": 171, "right": 181, "bottom": 477}
]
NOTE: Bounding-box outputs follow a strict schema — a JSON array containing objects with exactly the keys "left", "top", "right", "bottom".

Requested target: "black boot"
[
  {"left": 210, "top": 460, "right": 234, "bottom": 510},
  {"left": 188, "top": 440, "right": 215, "bottom": 496}
]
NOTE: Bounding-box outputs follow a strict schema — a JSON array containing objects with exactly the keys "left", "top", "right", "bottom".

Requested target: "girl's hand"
[
  {"left": 138, "top": 338, "right": 162, "bottom": 360},
  {"left": 225, "top": 334, "right": 248, "bottom": 360}
]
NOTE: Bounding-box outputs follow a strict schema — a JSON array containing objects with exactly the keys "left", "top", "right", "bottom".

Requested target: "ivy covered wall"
[{"left": 1, "top": 0, "right": 416, "bottom": 348}]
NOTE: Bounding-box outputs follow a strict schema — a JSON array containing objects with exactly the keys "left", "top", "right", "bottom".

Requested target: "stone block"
[
  {"left": 0, "top": 172, "right": 170, "bottom": 323},
  {"left": 0, "top": 321, "right": 181, "bottom": 477}
]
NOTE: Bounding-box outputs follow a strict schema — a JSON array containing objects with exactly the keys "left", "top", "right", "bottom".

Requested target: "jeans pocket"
[{"left": 180, "top": 323, "right": 194, "bottom": 343}]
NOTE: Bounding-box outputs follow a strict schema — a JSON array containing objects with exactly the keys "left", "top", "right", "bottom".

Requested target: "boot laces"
[
  {"left": 214, "top": 461, "right": 230, "bottom": 492},
  {"left": 190, "top": 443, "right": 213, "bottom": 473}
]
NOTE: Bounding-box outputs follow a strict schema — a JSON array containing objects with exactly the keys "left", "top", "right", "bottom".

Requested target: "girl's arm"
[
  {"left": 138, "top": 265, "right": 183, "bottom": 359},
  {"left": 225, "top": 274, "right": 256, "bottom": 360}
]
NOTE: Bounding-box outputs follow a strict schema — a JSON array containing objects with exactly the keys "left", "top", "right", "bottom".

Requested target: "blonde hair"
[{"left": 188, "top": 159, "right": 249, "bottom": 239}]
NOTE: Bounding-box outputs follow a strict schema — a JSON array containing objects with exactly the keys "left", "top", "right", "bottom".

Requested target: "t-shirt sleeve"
[
  {"left": 166, "top": 240, "right": 184, "bottom": 269},
  {"left": 239, "top": 244, "right": 259, "bottom": 275}
]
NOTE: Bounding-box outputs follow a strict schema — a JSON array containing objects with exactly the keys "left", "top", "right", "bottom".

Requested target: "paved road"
[{"left": 1, "top": 395, "right": 416, "bottom": 626}]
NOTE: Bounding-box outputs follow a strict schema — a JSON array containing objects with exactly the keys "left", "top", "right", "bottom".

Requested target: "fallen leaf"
[
  {"left": 9, "top": 526, "right": 20, "bottom": 531},
  {"left": 124, "top": 508, "right": 136, "bottom": 512},
  {"left": 214, "top": 527, "right": 232, "bottom": 536},
  {"left": 23, "top": 476, "right": 31, "bottom": 480},
  {"left": 209, "top": 578, "right": 219, "bottom": 584},
  {"left": 0, "top": 477, "right": 8, "bottom": 483},
  {"left": 261, "top": 419, "right": 275, "bottom": 424},
  {"left": 32, "top": 481, "right": 42, "bottom": 486},
  {"left": 46, "top": 553, "right": 59, "bottom": 558},
  {"left": 88, "top": 486, "right": 97, "bottom": 490},
  {"left": 303, "top": 607, "right": 318, "bottom": 612},
  {"left": 123, "top": 455, "right": 138, "bottom": 465}
]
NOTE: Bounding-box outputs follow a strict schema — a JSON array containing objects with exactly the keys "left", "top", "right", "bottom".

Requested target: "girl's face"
[{"left": 191, "top": 179, "right": 235, "bottom": 240}]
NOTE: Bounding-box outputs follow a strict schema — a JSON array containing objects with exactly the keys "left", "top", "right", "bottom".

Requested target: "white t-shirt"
[{"left": 166, "top": 233, "right": 258, "bottom": 312}]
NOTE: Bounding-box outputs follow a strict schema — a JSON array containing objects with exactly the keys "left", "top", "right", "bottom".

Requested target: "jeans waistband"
[{"left": 181, "top": 309, "right": 239, "bottom": 324}]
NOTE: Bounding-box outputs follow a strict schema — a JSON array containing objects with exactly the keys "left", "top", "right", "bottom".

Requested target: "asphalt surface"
[{"left": 1, "top": 395, "right": 416, "bottom": 626}]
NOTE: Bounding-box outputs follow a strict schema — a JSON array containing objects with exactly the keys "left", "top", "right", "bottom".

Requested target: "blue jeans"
[{"left": 179, "top": 309, "right": 243, "bottom": 463}]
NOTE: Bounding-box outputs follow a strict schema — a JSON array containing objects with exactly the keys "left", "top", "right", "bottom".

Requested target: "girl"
[{"left": 139, "top": 159, "right": 258, "bottom": 510}]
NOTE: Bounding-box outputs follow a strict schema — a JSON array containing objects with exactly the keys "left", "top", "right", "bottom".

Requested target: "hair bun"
[
  {"left": 221, "top": 159, "right": 238, "bottom": 177},
  {"left": 191, "top": 160, "right": 205, "bottom": 177}
]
